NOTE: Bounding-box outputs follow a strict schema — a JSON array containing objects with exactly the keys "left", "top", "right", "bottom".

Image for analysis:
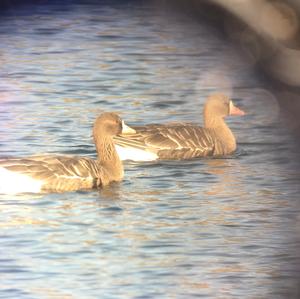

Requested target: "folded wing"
[
  {"left": 0, "top": 155, "right": 104, "bottom": 192},
  {"left": 114, "top": 124, "right": 216, "bottom": 160}
]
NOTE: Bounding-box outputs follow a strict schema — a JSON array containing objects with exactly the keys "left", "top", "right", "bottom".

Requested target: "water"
[{"left": 0, "top": 1, "right": 300, "bottom": 298}]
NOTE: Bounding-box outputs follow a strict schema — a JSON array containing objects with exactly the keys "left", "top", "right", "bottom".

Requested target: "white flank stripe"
[
  {"left": 0, "top": 167, "right": 43, "bottom": 194},
  {"left": 115, "top": 145, "right": 158, "bottom": 161}
]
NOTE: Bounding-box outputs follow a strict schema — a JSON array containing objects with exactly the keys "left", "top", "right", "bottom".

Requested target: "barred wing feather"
[
  {"left": 0, "top": 156, "right": 103, "bottom": 192},
  {"left": 115, "top": 125, "right": 216, "bottom": 160}
]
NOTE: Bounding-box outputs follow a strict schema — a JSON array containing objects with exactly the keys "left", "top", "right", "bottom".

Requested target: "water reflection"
[{"left": 203, "top": 158, "right": 245, "bottom": 197}]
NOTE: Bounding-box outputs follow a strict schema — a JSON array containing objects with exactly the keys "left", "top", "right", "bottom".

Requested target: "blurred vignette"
[
  {"left": 1, "top": 0, "right": 300, "bottom": 297},
  {"left": 169, "top": 0, "right": 300, "bottom": 295},
  {"left": 163, "top": 0, "right": 300, "bottom": 137},
  {"left": 164, "top": 0, "right": 300, "bottom": 296},
  {"left": 212, "top": 0, "right": 300, "bottom": 136}
]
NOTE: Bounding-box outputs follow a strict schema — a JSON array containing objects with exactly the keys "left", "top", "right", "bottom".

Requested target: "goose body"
[
  {"left": 114, "top": 94, "right": 245, "bottom": 161},
  {"left": 0, "top": 113, "right": 135, "bottom": 194}
]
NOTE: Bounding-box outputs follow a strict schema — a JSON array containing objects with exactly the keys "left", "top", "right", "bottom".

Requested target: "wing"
[
  {"left": 114, "top": 124, "right": 216, "bottom": 159},
  {"left": 0, "top": 155, "right": 104, "bottom": 192}
]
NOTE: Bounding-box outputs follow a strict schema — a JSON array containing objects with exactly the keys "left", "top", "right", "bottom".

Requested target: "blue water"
[{"left": 0, "top": 2, "right": 300, "bottom": 298}]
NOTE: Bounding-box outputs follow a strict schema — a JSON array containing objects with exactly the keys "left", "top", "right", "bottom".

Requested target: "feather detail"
[
  {"left": 0, "top": 113, "right": 132, "bottom": 194},
  {"left": 114, "top": 125, "right": 216, "bottom": 160},
  {"left": 114, "top": 94, "right": 244, "bottom": 161}
]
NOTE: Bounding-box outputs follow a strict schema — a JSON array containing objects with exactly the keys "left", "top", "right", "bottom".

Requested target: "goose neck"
[
  {"left": 204, "top": 116, "right": 236, "bottom": 153},
  {"left": 204, "top": 114, "right": 226, "bottom": 129},
  {"left": 95, "top": 135, "right": 123, "bottom": 180}
]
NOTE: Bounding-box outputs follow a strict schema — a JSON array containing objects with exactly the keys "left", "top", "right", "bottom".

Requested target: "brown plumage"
[
  {"left": 0, "top": 113, "right": 135, "bottom": 193},
  {"left": 114, "top": 94, "right": 245, "bottom": 161}
]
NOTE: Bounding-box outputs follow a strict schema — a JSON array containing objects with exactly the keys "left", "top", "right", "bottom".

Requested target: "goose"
[
  {"left": 0, "top": 112, "right": 136, "bottom": 194},
  {"left": 114, "top": 94, "right": 245, "bottom": 161}
]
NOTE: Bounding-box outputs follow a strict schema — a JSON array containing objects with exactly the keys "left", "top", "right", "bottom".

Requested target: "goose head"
[
  {"left": 93, "top": 112, "right": 135, "bottom": 139},
  {"left": 204, "top": 94, "right": 245, "bottom": 127}
]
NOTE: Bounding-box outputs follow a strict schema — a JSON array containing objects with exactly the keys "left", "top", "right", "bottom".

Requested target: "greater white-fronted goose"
[
  {"left": 114, "top": 94, "right": 245, "bottom": 161},
  {"left": 0, "top": 113, "right": 136, "bottom": 194}
]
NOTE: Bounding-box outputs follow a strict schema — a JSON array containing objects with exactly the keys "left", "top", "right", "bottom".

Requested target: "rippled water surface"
[{"left": 0, "top": 2, "right": 300, "bottom": 298}]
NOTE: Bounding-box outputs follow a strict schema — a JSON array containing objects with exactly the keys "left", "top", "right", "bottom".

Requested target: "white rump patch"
[
  {"left": 0, "top": 167, "right": 43, "bottom": 194},
  {"left": 115, "top": 145, "right": 158, "bottom": 161}
]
